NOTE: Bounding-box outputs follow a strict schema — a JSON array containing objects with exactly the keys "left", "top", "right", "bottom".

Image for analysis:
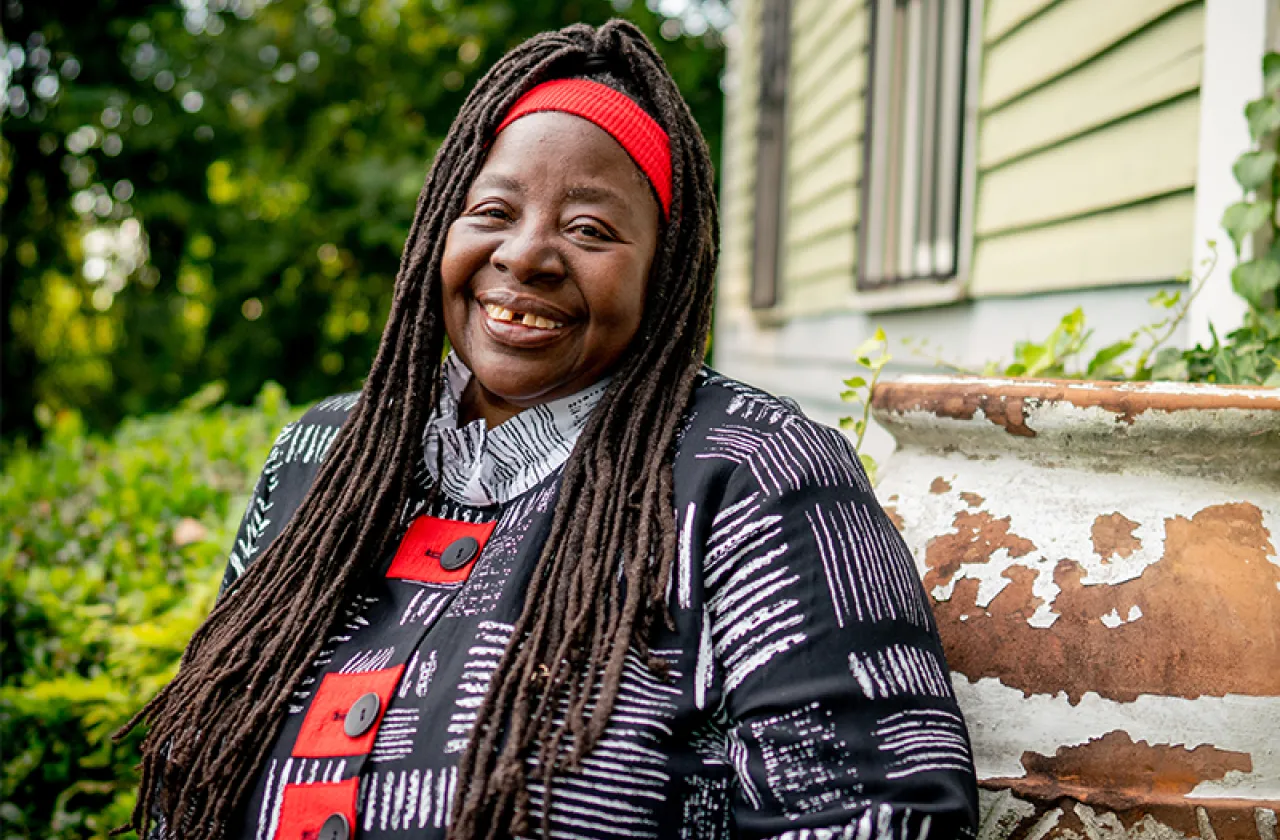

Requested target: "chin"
[{"left": 471, "top": 363, "right": 569, "bottom": 406}]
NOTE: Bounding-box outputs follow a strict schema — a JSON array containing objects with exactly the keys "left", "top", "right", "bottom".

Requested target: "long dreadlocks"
[{"left": 118, "top": 19, "right": 719, "bottom": 840}]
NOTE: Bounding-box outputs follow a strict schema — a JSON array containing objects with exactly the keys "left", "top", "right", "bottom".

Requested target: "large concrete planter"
[{"left": 871, "top": 376, "right": 1280, "bottom": 840}]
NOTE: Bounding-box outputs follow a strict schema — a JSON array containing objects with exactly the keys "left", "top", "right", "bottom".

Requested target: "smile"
[{"left": 483, "top": 303, "right": 565, "bottom": 331}]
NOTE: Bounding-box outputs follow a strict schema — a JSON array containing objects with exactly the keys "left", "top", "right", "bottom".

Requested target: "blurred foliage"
[
  {"left": 0, "top": 384, "right": 299, "bottom": 838},
  {"left": 1, "top": 0, "right": 727, "bottom": 441}
]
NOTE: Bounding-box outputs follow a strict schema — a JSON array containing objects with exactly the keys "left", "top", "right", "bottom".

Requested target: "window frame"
[
  {"left": 855, "top": 0, "right": 983, "bottom": 300},
  {"left": 749, "top": 0, "right": 793, "bottom": 310}
]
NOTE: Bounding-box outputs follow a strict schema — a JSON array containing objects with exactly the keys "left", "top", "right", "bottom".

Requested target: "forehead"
[{"left": 473, "top": 112, "right": 655, "bottom": 206}]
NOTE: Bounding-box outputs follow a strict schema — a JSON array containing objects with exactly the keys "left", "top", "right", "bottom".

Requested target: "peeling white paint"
[
  {"left": 954, "top": 674, "right": 1280, "bottom": 800},
  {"left": 881, "top": 452, "right": 1278, "bottom": 627}
]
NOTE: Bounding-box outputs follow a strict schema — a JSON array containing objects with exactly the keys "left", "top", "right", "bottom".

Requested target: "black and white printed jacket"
[{"left": 219, "top": 356, "right": 978, "bottom": 840}]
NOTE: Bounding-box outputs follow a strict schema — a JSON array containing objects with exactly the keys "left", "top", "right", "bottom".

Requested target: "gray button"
[
  {"left": 318, "top": 813, "right": 349, "bottom": 840},
  {"left": 343, "top": 692, "right": 381, "bottom": 738},
  {"left": 440, "top": 536, "right": 480, "bottom": 571}
]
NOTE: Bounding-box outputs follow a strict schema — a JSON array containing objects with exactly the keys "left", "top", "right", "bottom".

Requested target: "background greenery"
[
  {"left": 1, "top": 1, "right": 725, "bottom": 835},
  {"left": 1, "top": 384, "right": 298, "bottom": 837},
  {"left": 1, "top": 0, "right": 727, "bottom": 443}
]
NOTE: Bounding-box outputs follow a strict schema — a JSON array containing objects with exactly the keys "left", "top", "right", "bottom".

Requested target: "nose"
[{"left": 490, "top": 216, "right": 566, "bottom": 284}]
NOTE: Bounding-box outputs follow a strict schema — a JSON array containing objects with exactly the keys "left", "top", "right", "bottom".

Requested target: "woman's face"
[{"left": 441, "top": 111, "right": 661, "bottom": 419}]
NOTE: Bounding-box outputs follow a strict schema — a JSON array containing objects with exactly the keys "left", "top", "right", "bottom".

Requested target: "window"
[
  {"left": 859, "top": 0, "right": 973, "bottom": 289},
  {"left": 750, "top": 0, "right": 791, "bottom": 309}
]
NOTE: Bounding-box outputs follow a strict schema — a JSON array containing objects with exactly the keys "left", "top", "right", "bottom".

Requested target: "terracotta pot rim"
[{"left": 873, "top": 374, "right": 1280, "bottom": 418}]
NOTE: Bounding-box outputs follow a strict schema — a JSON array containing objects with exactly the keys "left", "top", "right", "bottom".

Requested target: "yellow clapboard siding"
[
  {"left": 792, "top": 0, "right": 833, "bottom": 39},
  {"left": 784, "top": 225, "right": 857, "bottom": 282},
  {"left": 790, "top": 6, "right": 869, "bottom": 112},
  {"left": 786, "top": 273, "right": 856, "bottom": 316},
  {"left": 981, "top": 0, "right": 1190, "bottom": 111},
  {"left": 975, "top": 94, "right": 1199, "bottom": 235},
  {"left": 788, "top": 140, "right": 862, "bottom": 210},
  {"left": 791, "top": 96, "right": 864, "bottom": 175},
  {"left": 791, "top": 51, "right": 867, "bottom": 143},
  {"left": 979, "top": 4, "right": 1203, "bottom": 168},
  {"left": 970, "top": 191, "right": 1195, "bottom": 296},
  {"left": 793, "top": 0, "right": 864, "bottom": 71},
  {"left": 786, "top": 183, "right": 859, "bottom": 247},
  {"left": 984, "top": 0, "right": 1056, "bottom": 45}
]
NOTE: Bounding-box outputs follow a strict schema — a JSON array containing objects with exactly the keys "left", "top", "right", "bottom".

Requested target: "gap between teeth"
[{"left": 484, "top": 303, "right": 563, "bottom": 330}]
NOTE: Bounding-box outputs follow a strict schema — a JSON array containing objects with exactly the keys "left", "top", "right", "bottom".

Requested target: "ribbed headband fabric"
[{"left": 495, "top": 78, "right": 672, "bottom": 217}]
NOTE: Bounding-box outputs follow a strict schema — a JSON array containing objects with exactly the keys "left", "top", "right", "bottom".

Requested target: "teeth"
[{"left": 484, "top": 303, "right": 562, "bottom": 330}]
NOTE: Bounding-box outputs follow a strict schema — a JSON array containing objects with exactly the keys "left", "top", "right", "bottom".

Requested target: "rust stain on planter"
[
  {"left": 986, "top": 730, "right": 1252, "bottom": 813},
  {"left": 985, "top": 794, "right": 1277, "bottom": 840},
  {"left": 883, "top": 504, "right": 905, "bottom": 532},
  {"left": 930, "top": 476, "right": 953, "bottom": 494},
  {"left": 959, "top": 492, "right": 985, "bottom": 508},
  {"left": 925, "top": 510, "right": 1037, "bottom": 588},
  {"left": 1091, "top": 513, "right": 1142, "bottom": 561},
  {"left": 928, "top": 503, "right": 1280, "bottom": 702},
  {"left": 873, "top": 377, "right": 1280, "bottom": 429}
]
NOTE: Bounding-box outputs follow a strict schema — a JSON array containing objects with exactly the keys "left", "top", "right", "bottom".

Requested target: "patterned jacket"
[{"left": 217, "top": 363, "right": 978, "bottom": 840}]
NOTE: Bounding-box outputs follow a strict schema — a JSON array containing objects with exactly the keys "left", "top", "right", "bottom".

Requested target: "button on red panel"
[
  {"left": 273, "top": 777, "right": 358, "bottom": 840},
  {"left": 293, "top": 664, "right": 405, "bottom": 758},
  {"left": 386, "top": 515, "right": 497, "bottom": 584}
]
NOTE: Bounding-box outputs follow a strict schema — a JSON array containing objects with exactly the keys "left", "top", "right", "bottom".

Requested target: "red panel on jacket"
[
  {"left": 274, "top": 777, "right": 358, "bottom": 840},
  {"left": 292, "top": 664, "right": 405, "bottom": 758},
  {"left": 386, "top": 515, "right": 497, "bottom": 584}
]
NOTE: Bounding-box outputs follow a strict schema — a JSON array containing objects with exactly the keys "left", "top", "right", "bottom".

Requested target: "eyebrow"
[
  {"left": 471, "top": 173, "right": 525, "bottom": 194},
  {"left": 564, "top": 185, "right": 627, "bottom": 208},
  {"left": 470, "top": 173, "right": 628, "bottom": 209}
]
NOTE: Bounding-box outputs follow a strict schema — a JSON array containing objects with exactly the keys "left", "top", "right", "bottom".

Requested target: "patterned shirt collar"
[{"left": 421, "top": 352, "right": 610, "bottom": 507}]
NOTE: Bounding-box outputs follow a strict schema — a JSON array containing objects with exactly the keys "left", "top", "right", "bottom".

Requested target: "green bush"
[{"left": 0, "top": 384, "right": 300, "bottom": 838}]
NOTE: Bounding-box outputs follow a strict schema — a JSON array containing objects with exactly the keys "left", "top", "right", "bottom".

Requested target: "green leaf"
[
  {"left": 1221, "top": 201, "right": 1272, "bottom": 254},
  {"left": 853, "top": 419, "right": 866, "bottom": 437},
  {"left": 858, "top": 453, "right": 879, "bottom": 486},
  {"left": 1264, "top": 52, "right": 1280, "bottom": 95},
  {"left": 1233, "top": 150, "right": 1279, "bottom": 192},
  {"left": 838, "top": 416, "right": 855, "bottom": 430},
  {"left": 1085, "top": 340, "right": 1134, "bottom": 377},
  {"left": 1231, "top": 259, "right": 1280, "bottom": 308},
  {"left": 853, "top": 336, "right": 883, "bottom": 360},
  {"left": 1246, "top": 97, "right": 1280, "bottom": 142},
  {"left": 1060, "top": 307, "right": 1085, "bottom": 335},
  {"left": 1151, "top": 347, "right": 1189, "bottom": 381},
  {"left": 843, "top": 376, "right": 867, "bottom": 389}
]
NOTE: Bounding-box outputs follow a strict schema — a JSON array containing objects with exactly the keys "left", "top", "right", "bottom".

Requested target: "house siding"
[
  {"left": 970, "top": 0, "right": 1205, "bottom": 295},
  {"left": 718, "top": 0, "right": 869, "bottom": 319},
  {"left": 711, "top": 0, "right": 1206, "bottom": 458}
]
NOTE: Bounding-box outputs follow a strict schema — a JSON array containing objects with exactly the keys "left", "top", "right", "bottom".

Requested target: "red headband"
[{"left": 494, "top": 78, "right": 672, "bottom": 218}]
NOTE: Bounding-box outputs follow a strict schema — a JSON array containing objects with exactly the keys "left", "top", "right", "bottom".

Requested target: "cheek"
[
  {"left": 596, "top": 265, "right": 650, "bottom": 347},
  {"left": 439, "top": 224, "right": 470, "bottom": 295}
]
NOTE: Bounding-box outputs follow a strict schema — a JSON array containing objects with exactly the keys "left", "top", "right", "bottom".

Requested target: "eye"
[
  {"left": 467, "top": 201, "right": 513, "bottom": 223},
  {"left": 568, "top": 219, "right": 617, "bottom": 242}
]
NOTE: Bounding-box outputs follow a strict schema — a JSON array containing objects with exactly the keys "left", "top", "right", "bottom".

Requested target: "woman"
[{"left": 121, "top": 20, "right": 978, "bottom": 840}]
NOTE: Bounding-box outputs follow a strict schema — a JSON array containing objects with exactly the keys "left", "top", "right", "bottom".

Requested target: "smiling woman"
[{"left": 117, "top": 20, "right": 978, "bottom": 840}]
